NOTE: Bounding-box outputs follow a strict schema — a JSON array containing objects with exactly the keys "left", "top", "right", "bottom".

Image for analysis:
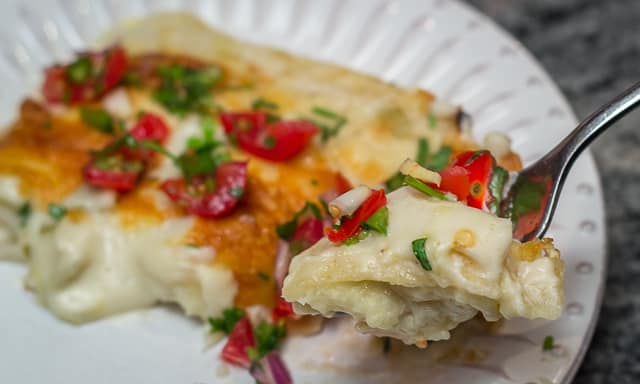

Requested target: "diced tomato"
[
  {"left": 160, "top": 161, "right": 248, "bottom": 218},
  {"left": 129, "top": 113, "right": 170, "bottom": 143},
  {"left": 335, "top": 172, "right": 352, "bottom": 194},
  {"left": 123, "top": 113, "right": 170, "bottom": 161},
  {"left": 327, "top": 189, "right": 387, "bottom": 243},
  {"left": 42, "top": 66, "right": 68, "bottom": 104},
  {"left": 221, "top": 317, "right": 256, "bottom": 368},
  {"left": 220, "top": 111, "right": 318, "bottom": 162},
  {"left": 83, "top": 113, "right": 170, "bottom": 192},
  {"left": 272, "top": 294, "right": 297, "bottom": 322},
  {"left": 452, "top": 151, "right": 494, "bottom": 209},
  {"left": 83, "top": 162, "right": 141, "bottom": 192},
  {"left": 289, "top": 217, "right": 324, "bottom": 250},
  {"left": 41, "top": 45, "right": 128, "bottom": 105},
  {"left": 102, "top": 45, "right": 128, "bottom": 91},
  {"left": 437, "top": 166, "right": 471, "bottom": 201}
]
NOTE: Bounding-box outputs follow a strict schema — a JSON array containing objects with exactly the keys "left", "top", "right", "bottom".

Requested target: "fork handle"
[{"left": 540, "top": 80, "right": 640, "bottom": 172}]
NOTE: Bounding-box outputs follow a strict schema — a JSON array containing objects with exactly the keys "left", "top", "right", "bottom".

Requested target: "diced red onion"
[
  {"left": 274, "top": 239, "right": 292, "bottom": 291},
  {"left": 328, "top": 185, "right": 371, "bottom": 219},
  {"left": 249, "top": 352, "right": 293, "bottom": 384},
  {"left": 399, "top": 158, "right": 441, "bottom": 186}
]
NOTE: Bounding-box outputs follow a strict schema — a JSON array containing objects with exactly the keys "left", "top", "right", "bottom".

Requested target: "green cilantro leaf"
[
  {"left": 80, "top": 107, "right": 114, "bottom": 134},
  {"left": 153, "top": 65, "right": 222, "bottom": 115},
  {"left": 252, "top": 321, "right": 287, "bottom": 359},
  {"left": 65, "top": 57, "right": 92, "bottom": 84},
  {"left": 276, "top": 202, "right": 322, "bottom": 240},
  {"left": 426, "top": 146, "right": 452, "bottom": 172},
  {"left": 411, "top": 237, "right": 432, "bottom": 271},
  {"left": 208, "top": 307, "right": 245, "bottom": 335},
  {"left": 488, "top": 166, "right": 509, "bottom": 214},
  {"left": 416, "top": 138, "right": 429, "bottom": 167},
  {"left": 362, "top": 206, "right": 388, "bottom": 235}
]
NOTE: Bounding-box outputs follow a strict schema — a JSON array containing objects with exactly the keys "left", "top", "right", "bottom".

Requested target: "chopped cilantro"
[
  {"left": 186, "top": 115, "right": 218, "bottom": 150},
  {"left": 488, "top": 166, "right": 509, "bottom": 214},
  {"left": 411, "top": 237, "right": 432, "bottom": 271},
  {"left": 47, "top": 203, "right": 67, "bottom": 221},
  {"left": 362, "top": 206, "right": 388, "bottom": 235},
  {"left": 384, "top": 172, "right": 405, "bottom": 192},
  {"left": 384, "top": 139, "right": 452, "bottom": 191},
  {"left": 153, "top": 65, "right": 222, "bottom": 115},
  {"left": 543, "top": 335, "right": 554, "bottom": 351},
  {"left": 343, "top": 230, "right": 369, "bottom": 246},
  {"left": 208, "top": 307, "right": 245, "bottom": 335},
  {"left": 416, "top": 138, "right": 429, "bottom": 167},
  {"left": 251, "top": 98, "right": 279, "bottom": 111},
  {"left": 257, "top": 271, "right": 270, "bottom": 281},
  {"left": 251, "top": 321, "right": 287, "bottom": 359},
  {"left": 276, "top": 202, "right": 322, "bottom": 240},
  {"left": 122, "top": 71, "right": 141, "bottom": 87},
  {"left": 17, "top": 202, "right": 31, "bottom": 227},
  {"left": 80, "top": 107, "right": 114, "bottom": 134},
  {"left": 65, "top": 57, "right": 92, "bottom": 84},
  {"left": 426, "top": 146, "right": 452, "bottom": 172}
]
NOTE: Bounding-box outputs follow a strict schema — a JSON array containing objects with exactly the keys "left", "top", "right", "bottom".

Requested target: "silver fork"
[{"left": 502, "top": 81, "right": 640, "bottom": 242}]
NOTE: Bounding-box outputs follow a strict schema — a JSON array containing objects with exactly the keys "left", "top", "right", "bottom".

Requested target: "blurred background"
[{"left": 467, "top": 1, "right": 640, "bottom": 382}]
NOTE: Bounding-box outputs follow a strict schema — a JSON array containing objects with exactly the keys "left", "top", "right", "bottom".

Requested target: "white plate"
[{"left": 0, "top": 1, "right": 605, "bottom": 383}]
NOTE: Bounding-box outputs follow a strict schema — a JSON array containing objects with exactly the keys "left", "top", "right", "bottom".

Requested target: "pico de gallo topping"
[
  {"left": 434, "top": 150, "right": 509, "bottom": 213},
  {"left": 326, "top": 189, "right": 388, "bottom": 244},
  {"left": 220, "top": 111, "right": 319, "bottom": 162},
  {"left": 160, "top": 161, "right": 248, "bottom": 219},
  {"left": 211, "top": 309, "right": 291, "bottom": 384},
  {"left": 42, "top": 45, "right": 128, "bottom": 104},
  {"left": 83, "top": 112, "right": 169, "bottom": 192}
]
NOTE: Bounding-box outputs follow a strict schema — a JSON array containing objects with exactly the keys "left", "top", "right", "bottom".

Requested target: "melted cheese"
[
  {"left": 283, "top": 187, "right": 564, "bottom": 344},
  {"left": 0, "top": 13, "right": 527, "bottom": 326}
]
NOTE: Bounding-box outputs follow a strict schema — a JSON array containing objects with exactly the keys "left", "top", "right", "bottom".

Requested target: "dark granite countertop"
[{"left": 465, "top": 1, "right": 640, "bottom": 383}]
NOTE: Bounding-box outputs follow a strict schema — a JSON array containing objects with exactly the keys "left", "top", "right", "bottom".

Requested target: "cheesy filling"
[{"left": 282, "top": 187, "right": 564, "bottom": 345}]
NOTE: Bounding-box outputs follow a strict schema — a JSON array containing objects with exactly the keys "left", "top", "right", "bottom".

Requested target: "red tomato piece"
[
  {"left": 335, "top": 172, "right": 353, "bottom": 194},
  {"left": 272, "top": 294, "right": 297, "bottom": 322},
  {"left": 123, "top": 113, "right": 171, "bottom": 161},
  {"left": 327, "top": 189, "right": 387, "bottom": 243},
  {"left": 437, "top": 166, "right": 471, "bottom": 201},
  {"left": 83, "top": 163, "right": 141, "bottom": 192},
  {"left": 102, "top": 45, "right": 128, "bottom": 91},
  {"left": 41, "top": 45, "right": 128, "bottom": 105},
  {"left": 129, "top": 113, "right": 170, "bottom": 143},
  {"left": 41, "top": 66, "right": 68, "bottom": 104},
  {"left": 160, "top": 161, "right": 248, "bottom": 219},
  {"left": 221, "top": 317, "right": 256, "bottom": 368},
  {"left": 220, "top": 111, "right": 318, "bottom": 162},
  {"left": 289, "top": 217, "right": 324, "bottom": 251},
  {"left": 452, "top": 151, "right": 494, "bottom": 209}
]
